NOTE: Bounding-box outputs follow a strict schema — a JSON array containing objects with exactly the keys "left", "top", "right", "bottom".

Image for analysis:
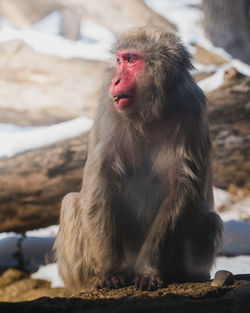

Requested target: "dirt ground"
[{"left": 0, "top": 268, "right": 250, "bottom": 313}]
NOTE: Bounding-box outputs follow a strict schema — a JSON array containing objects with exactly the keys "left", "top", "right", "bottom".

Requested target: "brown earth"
[{"left": 0, "top": 268, "right": 250, "bottom": 313}]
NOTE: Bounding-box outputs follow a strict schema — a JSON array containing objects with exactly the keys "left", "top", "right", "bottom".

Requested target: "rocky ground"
[{"left": 0, "top": 268, "right": 250, "bottom": 312}]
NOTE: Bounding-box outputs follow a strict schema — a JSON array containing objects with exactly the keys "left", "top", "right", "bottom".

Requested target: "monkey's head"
[{"left": 109, "top": 27, "right": 194, "bottom": 122}]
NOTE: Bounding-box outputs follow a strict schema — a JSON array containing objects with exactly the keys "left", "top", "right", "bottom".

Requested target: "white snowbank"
[
  {"left": 0, "top": 117, "right": 93, "bottom": 158},
  {"left": 0, "top": 11, "right": 114, "bottom": 61},
  {"left": 26, "top": 225, "right": 59, "bottom": 238},
  {"left": 211, "top": 256, "right": 250, "bottom": 278},
  {"left": 197, "top": 65, "right": 229, "bottom": 93}
]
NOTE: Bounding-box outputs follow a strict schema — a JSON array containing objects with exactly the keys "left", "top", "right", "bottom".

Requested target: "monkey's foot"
[
  {"left": 91, "top": 272, "right": 132, "bottom": 290},
  {"left": 134, "top": 275, "right": 164, "bottom": 291}
]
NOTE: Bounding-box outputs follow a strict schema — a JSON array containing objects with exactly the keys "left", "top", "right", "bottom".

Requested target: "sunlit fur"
[{"left": 54, "top": 27, "right": 223, "bottom": 290}]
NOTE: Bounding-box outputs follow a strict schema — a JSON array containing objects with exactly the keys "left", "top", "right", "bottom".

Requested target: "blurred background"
[{"left": 0, "top": 0, "right": 249, "bottom": 302}]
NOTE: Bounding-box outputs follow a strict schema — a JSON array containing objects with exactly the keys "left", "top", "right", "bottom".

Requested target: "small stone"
[{"left": 211, "top": 270, "right": 234, "bottom": 287}]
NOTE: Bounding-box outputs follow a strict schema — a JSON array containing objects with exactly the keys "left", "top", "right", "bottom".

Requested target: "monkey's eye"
[
  {"left": 126, "top": 54, "right": 137, "bottom": 63},
  {"left": 117, "top": 57, "right": 121, "bottom": 65}
]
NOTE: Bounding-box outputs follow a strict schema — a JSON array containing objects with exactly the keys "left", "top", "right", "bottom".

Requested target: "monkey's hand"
[
  {"left": 134, "top": 274, "right": 163, "bottom": 291},
  {"left": 90, "top": 270, "right": 133, "bottom": 290}
]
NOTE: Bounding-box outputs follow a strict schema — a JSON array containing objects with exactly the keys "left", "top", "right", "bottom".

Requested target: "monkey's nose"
[{"left": 114, "top": 79, "right": 120, "bottom": 86}]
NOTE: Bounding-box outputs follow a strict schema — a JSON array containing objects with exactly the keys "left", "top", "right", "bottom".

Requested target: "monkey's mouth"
[{"left": 113, "top": 94, "right": 132, "bottom": 102}]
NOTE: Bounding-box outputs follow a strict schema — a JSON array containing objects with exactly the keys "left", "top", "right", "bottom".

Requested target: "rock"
[
  {"left": 211, "top": 270, "right": 234, "bottom": 287},
  {"left": 0, "top": 40, "right": 106, "bottom": 126},
  {"left": 207, "top": 67, "right": 250, "bottom": 192},
  {"left": 0, "top": 133, "right": 88, "bottom": 233}
]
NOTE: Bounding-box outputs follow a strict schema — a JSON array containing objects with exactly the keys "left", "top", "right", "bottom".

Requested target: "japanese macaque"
[{"left": 55, "top": 27, "right": 223, "bottom": 291}]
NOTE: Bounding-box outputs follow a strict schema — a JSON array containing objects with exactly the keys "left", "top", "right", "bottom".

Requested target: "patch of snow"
[
  {"left": 214, "top": 188, "right": 250, "bottom": 222},
  {"left": 0, "top": 117, "right": 93, "bottom": 158},
  {"left": 214, "top": 188, "right": 231, "bottom": 212},
  {"left": 211, "top": 256, "right": 250, "bottom": 278},
  {"left": 80, "top": 19, "right": 115, "bottom": 46},
  {"left": 192, "top": 62, "right": 219, "bottom": 74},
  {"left": 0, "top": 231, "right": 18, "bottom": 240},
  {"left": 198, "top": 65, "right": 230, "bottom": 92},
  {"left": 26, "top": 225, "right": 59, "bottom": 237},
  {"left": 0, "top": 12, "right": 114, "bottom": 61},
  {"left": 230, "top": 59, "right": 250, "bottom": 77},
  {"left": 32, "top": 11, "right": 61, "bottom": 35},
  {"left": 32, "top": 263, "right": 64, "bottom": 288}
]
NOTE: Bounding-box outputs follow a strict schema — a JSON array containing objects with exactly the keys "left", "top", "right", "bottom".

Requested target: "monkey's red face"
[{"left": 109, "top": 50, "right": 143, "bottom": 110}]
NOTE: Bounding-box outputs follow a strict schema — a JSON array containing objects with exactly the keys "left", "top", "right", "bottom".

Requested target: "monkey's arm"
[
  {"left": 134, "top": 134, "right": 222, "bottom": 289},
  {"left": 78, "top": 126, "right": 131, "bottom": 288}
]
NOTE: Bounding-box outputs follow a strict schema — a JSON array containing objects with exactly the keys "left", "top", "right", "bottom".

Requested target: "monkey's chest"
[{"left": 118, "top": 164, "right": 166, "bottom": 234}]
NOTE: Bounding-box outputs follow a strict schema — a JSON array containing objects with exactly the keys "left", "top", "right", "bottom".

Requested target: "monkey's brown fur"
[{"left": 55, "top": 27, "right": 223, "bottom": 291}]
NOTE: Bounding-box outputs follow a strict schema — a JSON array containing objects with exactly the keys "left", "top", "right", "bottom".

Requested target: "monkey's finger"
[
  {"left": 104, "top": 279, "right": 112, "bottom": 288},
  {"left": 148, "top": 277, "right": 157, "bottom": 291},
  {"left": 140, "top": 276, "right": 149, "bottom": 290},
  {"left": 156, "top": 277, "right": 164, "bottom": 289},
  {"left": 97, "top": 280, "right": 105, "bottom": 289},
  {"left": 118, "top": 275, "right": 127, "bottom": 286},
  {"left": 110, "top": 276, "right": 121, "bottom": 289},
  {"left": 134, "top": 277, "right": 140, "bottom": 289}
]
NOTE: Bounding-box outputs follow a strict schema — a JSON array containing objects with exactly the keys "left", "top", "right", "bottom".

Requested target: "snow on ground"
[
  {"left": 197, "top": 64, "right": 231, "bottom": 93},
  {"left": 0, "top": 117, "right": 93, "bottom": 158},
  {"left": 25, "top": 225, "right": 59, "bottom": 238},
  {"left": 32, "top": 263, "right": 64, "bottom": 288},
  {"left": 211, "top": 256, "right": 250, "bottom": 279},
  {"left": 214, "top": 188, "right": 250, "bottom": 222},
  {"left": 0, "top": 11, "right": 114, "bottom": 61}
]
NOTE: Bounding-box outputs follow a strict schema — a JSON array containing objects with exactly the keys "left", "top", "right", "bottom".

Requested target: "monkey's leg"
[
  {"left": 54, "top": 192, "right": 91, "bottom": 289},
  {"left": 184, "top": 210, "right": 223, "bottom": 282},
  {"left": 55, "top": 191, "right": 133, "bottom": 290},
  {"left": 133, "top": 197, "right": 223, "bottom": 290}
]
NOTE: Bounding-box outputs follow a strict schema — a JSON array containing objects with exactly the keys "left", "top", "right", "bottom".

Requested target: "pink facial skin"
[{"left": 109, "top": 50, "right": 143, "bottom": 110}]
